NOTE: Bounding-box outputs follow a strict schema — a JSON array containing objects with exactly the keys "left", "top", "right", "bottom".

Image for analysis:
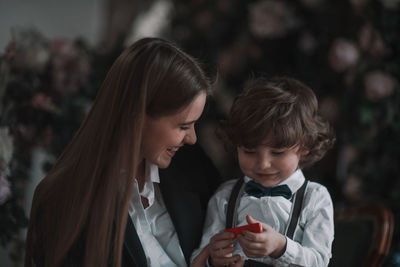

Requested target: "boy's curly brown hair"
[{"left": 219, "top": 76, "right": 335, "bottom": 168}]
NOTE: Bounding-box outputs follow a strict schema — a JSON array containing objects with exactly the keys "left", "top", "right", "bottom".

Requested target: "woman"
[{"left": 24, "top": 37, "right": 229, "bottom": 267}]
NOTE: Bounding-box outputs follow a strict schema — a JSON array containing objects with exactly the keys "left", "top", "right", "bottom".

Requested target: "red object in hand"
[{"left": 224, "top": 223, "right": 263, "bottom": 238}]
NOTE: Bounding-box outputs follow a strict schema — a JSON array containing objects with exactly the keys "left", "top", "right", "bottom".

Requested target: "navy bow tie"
[{"left": 245, "top": 180, "right": 292, "bottom": 199}]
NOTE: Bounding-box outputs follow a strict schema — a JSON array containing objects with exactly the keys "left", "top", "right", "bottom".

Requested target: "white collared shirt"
[
  {"left": 128, "top": 162, "right": 186, "bottom": 267},
  {"left": 191, "top": 169, "right": 334, "bottom": 267}
]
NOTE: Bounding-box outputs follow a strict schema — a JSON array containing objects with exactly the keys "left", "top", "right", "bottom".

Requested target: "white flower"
[
  {"left": 328, "top": 38, "right": 360, "bottom": 72},
  {"left": 249, "top": 0, "right": 299, "bottom": 39},
  {"left": 364, "top": 71, "right": 397, "bottom": 101},
  {"left": 0, "top": 127, "right": 13, "bottom": 171},
  {"left": 12, "top": 28, "right": 50, "bottom": 72}
]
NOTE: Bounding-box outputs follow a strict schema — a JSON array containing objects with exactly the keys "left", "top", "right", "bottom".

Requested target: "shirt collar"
[
  {"left": 135, "top": 161, "right": 160, "bottom": 207},
  {"left": 244, "top": 169, "right": 305, "bottom": 194}
]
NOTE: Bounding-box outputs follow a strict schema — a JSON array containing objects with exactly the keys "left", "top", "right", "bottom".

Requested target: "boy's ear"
[{"left": 300, "top": 149, "right": 309, "bottom": 156}]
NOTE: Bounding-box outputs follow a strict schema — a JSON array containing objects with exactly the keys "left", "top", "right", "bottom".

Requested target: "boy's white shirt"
[
  {"left": 128, "top": 161, "right": 186, "bottom": 267},
  {"left": 191, "top": 169, "right": 334, "bottom": 267}
]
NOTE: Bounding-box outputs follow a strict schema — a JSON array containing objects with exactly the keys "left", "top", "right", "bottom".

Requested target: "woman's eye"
[{"left": 271, "top": 151, "right": 285, "bottom": 155}]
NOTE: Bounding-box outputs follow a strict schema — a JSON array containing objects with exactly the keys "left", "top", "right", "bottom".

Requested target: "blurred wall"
[{"left": 0, "top": 0, "right": 104, "bottom": 52}]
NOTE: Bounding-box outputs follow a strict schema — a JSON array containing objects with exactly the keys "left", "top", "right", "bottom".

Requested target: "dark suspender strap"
[
  {"left": 286, "top": 180, "right": 308, "bottom": 239},
  {"left": 225, "top": 178, "right": 245, "bottom": 229}
]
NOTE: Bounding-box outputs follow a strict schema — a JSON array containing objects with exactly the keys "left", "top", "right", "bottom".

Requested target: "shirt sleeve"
[
  {"left": 190, "top": 180, "right": 235, "bottom": 263},
  {"left": 276, "top": 184, "right": 334, "bottom": 267}
]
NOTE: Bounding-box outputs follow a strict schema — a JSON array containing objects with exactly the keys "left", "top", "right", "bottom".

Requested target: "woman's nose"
[{"left": 184, "top": 127, "right": 197, "bottom": 145}]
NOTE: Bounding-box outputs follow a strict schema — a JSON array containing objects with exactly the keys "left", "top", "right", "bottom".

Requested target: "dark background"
[{"left": 0, "top": 0, "right": 399, "bottom": 266}]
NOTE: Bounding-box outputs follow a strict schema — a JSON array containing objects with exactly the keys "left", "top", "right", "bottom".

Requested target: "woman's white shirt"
[{"left": 128, "top": 162, "right": 186, "bottom": 267}]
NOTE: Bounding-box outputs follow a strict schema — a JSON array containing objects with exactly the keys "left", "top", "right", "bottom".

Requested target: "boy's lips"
[{"left": 256, "top": 172, "right": 278, "bottom": 178}]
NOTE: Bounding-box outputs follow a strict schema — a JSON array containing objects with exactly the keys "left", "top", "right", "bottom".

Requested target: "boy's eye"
[
  {"left": 180, "top": 126, "right": 190, "bottom": 130},
  {"left": 241, "top": 147, "right": 256, "bottom": 154},
  {"left": 271, "top": 150, "right": 285, "bottom": 155}
]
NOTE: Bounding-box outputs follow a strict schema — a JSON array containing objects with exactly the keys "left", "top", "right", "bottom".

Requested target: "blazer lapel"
[
  {"left": 123, "top": 217, "right": 148, "bottom": 267},
  {"left": 159, "top": 172, "right": 203, "bottom": 264}
]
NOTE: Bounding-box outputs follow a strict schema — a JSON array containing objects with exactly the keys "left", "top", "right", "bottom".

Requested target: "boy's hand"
[
  {"left": 209, "top": 231, "right": 243, "bottom": 266},
  {"left": 237, "top": 215, "right": 287, "bottom": 259}
]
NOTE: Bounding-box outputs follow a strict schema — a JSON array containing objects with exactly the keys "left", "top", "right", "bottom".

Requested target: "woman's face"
[{"left": 141, "top": 92, "right": 207, "bottom": 168}]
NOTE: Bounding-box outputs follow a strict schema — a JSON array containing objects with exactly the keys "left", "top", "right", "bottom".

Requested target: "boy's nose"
[{"left": 257, "top": 155, "right": 272, "bottom": 170}]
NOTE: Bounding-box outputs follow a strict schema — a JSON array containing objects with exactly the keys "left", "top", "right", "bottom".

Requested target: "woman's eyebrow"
[{"left": 180, "top": 120, "right": 197, "bottom": 125}]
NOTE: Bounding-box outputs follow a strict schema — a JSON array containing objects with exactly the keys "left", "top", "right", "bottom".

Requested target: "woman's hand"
[
  {"left": 237, "top": 215, "right": 286, "bottom": 259},
  {"left": 191, "top": 244, "right": 210, "bottom": 267},
  {"left": 191, "top": 242, "right": 244, "bottom": 267},
  {"left": 209, "top": 232, "right": 243, "bottom": 267}
]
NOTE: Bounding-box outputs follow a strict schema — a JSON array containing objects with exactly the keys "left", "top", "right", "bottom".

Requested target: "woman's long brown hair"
[{"left": 24, "top": 38, "right": 210, "bottom": 267}]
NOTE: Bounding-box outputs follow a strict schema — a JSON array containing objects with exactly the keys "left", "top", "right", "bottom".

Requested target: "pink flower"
[
  {"left": 364, "top": 71, "right": 397, "bottom": 101},
  {"left": 249, "top": 0, "right": 298, "bottom": 39},
  {"left": 358, "top": 24, "right": 390, "bottom": 59},
  {"left": 0, "top": 127, "right": 13, "bottom": 169},
  {"left": 0, "top": 174, "right": 11, "bottom": 205},
  {"left": 328, "top": 38, "right": 360, "bottom": 72},
  {"left": 50, "top": 39, "right": 90, "bottom": 94},
  {"left": 31, "top": 93, "right": 59, "bottom": 114}
]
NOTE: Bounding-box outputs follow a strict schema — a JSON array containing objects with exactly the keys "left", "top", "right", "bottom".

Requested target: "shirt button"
[{"left": 262, "top": 199, "right": 268, "bottom": 204}]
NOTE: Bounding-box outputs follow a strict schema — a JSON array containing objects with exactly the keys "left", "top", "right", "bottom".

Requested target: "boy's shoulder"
[
  {"left": 304, "top": 179, "right": 330, "bottom": 195},
  {"left": 213, "top": 178, "right": 241, "bottom": 197}
]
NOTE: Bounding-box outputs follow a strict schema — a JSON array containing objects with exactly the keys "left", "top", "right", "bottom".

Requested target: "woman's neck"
[{"left": 136, "top": 159, "right": 146, "bottom": 191}]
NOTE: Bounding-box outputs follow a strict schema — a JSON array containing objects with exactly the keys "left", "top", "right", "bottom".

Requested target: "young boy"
[{"left": 192, "top": 77, "right": 335, "bottom": 267}]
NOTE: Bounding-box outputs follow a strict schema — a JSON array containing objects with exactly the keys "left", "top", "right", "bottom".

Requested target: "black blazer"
[
  {"left": 31, "top": 144, "right": 221, "bottom": 267},
  {"left": 122, "top": 144, "right": 222, "bottom": 266}
]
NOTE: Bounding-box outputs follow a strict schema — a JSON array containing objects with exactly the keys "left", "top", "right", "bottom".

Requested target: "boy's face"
[{"left": 237, "top": 144, "right": 307, "bottom": 187}]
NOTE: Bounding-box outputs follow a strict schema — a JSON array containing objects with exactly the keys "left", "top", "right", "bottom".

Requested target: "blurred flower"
[
  {"left": 31, "top": 92, "right": 60, "bottom": 114},
  {"left": 364, "top": 70, "right": 397, "bottom": 101},
  {"left": 336, "top": 145, "right": 359, "bottom": 181},
  {"left": 358, "top": 24, "right": 390, "bottom": 59},
  {"left": 249, "top": 0, "right": 299, "bottom": 39},
  {"left": 300, "top": 0, "right": 325, "bottom": 8},
  {"left": 50, "top": 39, "right": 90, "bottom": 94},
  {"left": 0, "top": 127, "right": 13, "bottom": 171},
  {"left": 0, "top": 172, "right": 11, "bottom": 205},
  {"left": 298, "top": 32, "right": 318, "bottom": 54},
  {"left": 0, "top": 127, "right": 13, "bottom": 205},
  {"left": 380, "top": 0, "right": 400, "bottom": 9},
  {"left": 10, "top": 29, "right": 50, "bottom": 72},
  {"left": 319, "top": 96, "right": 339, "bottom": 123},
  {"left": 16, "top": 123, "right": 36, "bottom": 143},
  {"left": 343, "top": 173, "right": 363, "bottom": 202},
  {"left": 217, "top": 41, "right": 249, "bottom": 76},
  {"left": 194, "top": 10, "right": 214, "bottom": 32},
  {"left": 328, "top": 38, "right": 360, "bottom": 72},
  {"left": 37, "top": 126, "right": 54, "bottom": 147},
  {"left": 341, "top": 145, "right": 358, "bottom": 168},
  {"left": 349, "top": 0, "right": 369, "bottom": 10}
]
